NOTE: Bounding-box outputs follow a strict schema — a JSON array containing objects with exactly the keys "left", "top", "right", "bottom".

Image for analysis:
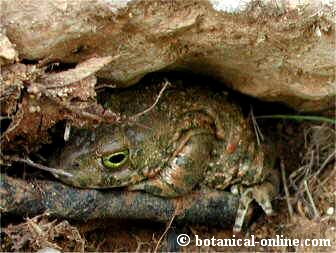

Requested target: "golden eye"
[{"left": 102, "top": 149, "right": 129, "bottom": 169}]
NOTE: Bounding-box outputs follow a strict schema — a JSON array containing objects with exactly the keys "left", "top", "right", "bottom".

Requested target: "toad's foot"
[{"left": 232, "top": 171, "right": 279, "bottom": 232}]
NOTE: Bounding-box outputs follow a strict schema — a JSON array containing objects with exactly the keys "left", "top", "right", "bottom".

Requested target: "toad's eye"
[{"left": 102, "top": 149, "right": 129, "bottom": 169}]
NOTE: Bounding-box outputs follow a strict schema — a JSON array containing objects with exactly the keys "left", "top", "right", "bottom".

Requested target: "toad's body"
[{"left": 51, "top": 82, "right": 279, "bottom": 231}]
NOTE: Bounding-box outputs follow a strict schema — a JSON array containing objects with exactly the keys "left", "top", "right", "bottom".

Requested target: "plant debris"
[
  {"left": 0, "top": 57, "right": 121, "bottom": 153},
  {"left": 3, "top": 214, "right": 85, "bottom": 252}
]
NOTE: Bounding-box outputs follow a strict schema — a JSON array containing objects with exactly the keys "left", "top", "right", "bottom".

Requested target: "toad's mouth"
[{"left": 48, "top": 165, "right": 148, "bottom": 189}]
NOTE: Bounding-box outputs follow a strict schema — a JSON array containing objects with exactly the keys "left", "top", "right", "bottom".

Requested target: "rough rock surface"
[{"left": 1, "top": 0, "right": 335, "bottom": 112}]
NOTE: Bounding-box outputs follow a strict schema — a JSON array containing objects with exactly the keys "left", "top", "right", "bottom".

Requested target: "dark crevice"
[{"left": 44, "top": 62, "right": 77, "bottom": 73}]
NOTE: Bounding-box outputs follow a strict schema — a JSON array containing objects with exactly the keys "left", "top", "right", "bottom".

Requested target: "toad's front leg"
[
  {"left": 129, "top": 130, "right": 214, "bottom": 197},
  {"left": 233, "top": 167, "right": 280, "bottom": 232}
]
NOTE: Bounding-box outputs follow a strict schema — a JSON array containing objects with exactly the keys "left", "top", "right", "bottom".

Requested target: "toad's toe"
[{"left": 233, "top": 189, "right": 254, "bottom": 232}]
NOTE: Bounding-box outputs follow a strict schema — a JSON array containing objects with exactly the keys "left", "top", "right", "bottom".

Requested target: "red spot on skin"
[{"left": 226, "top": 143, "right": 236, "bottom": 154}]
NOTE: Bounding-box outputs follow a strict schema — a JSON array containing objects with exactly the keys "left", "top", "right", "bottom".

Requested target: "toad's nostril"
[{"left": 72, "top": 161, "right": 81, "bottom": 169}]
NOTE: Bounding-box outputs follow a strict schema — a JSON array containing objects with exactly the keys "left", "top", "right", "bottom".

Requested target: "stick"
[
  {"left": 1, "top": 155, "right": 73, "bottom": 178},
  {"left": 250, "top": 107, "right": 264, "bottom": 145},
  {"left": 256, "top": 115, "right": 336, "bottom": 125},
  {"left": 130, "top": 80, "right": 169, "bottom": 120},
  {"left": 303, "top": 180, "right": 320, "bottom": 219},
  {"left": 153, "top": 214, "right": 176, "bottom": 253},
  {"left": 281, "top": 160, "right": 293, "bottom": 220},
  {"left": 0, "top": 174, "right": 239, "bottom": 228}
]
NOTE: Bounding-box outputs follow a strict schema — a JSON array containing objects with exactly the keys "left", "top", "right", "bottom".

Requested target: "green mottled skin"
[
  {"left": 51, "top": 83, "right": 279, "bottom": 230},
  {"left": 52, "top": 83, "right": 275, "bottom": 193}
]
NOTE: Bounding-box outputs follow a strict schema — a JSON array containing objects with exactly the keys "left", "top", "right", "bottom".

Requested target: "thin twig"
[
  {"left": 281, "top": 160, "right": 294, "bottom": 220},
  {"left": 133, "top": 234, "right": 150, "bottom": 253},
  {"left": 312, "top": 150, "right": 336, "bottom": 179},
  {"left": 130, "top": 80, "right": 170, "bottom": 120},
  {"left": 256, "top": 115, "right": 336, "bottom": 124},
  {"left": 0, "top": 109, "right": 24, "bottom": 141},
  {"left": 95, "top": 239, "right": 106, "bottom": 252},
  {"left": 1, "top": 155, "right": 73, "bottom": 178},
  {"left": 250, "top": 107, "right": 264, "bottom": 145},
  {"left": 303, "top": 180, "right": 320, "bottom": 219},
  {"left": 153, "top": 214, "right": 175, "bottom": 253}
]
